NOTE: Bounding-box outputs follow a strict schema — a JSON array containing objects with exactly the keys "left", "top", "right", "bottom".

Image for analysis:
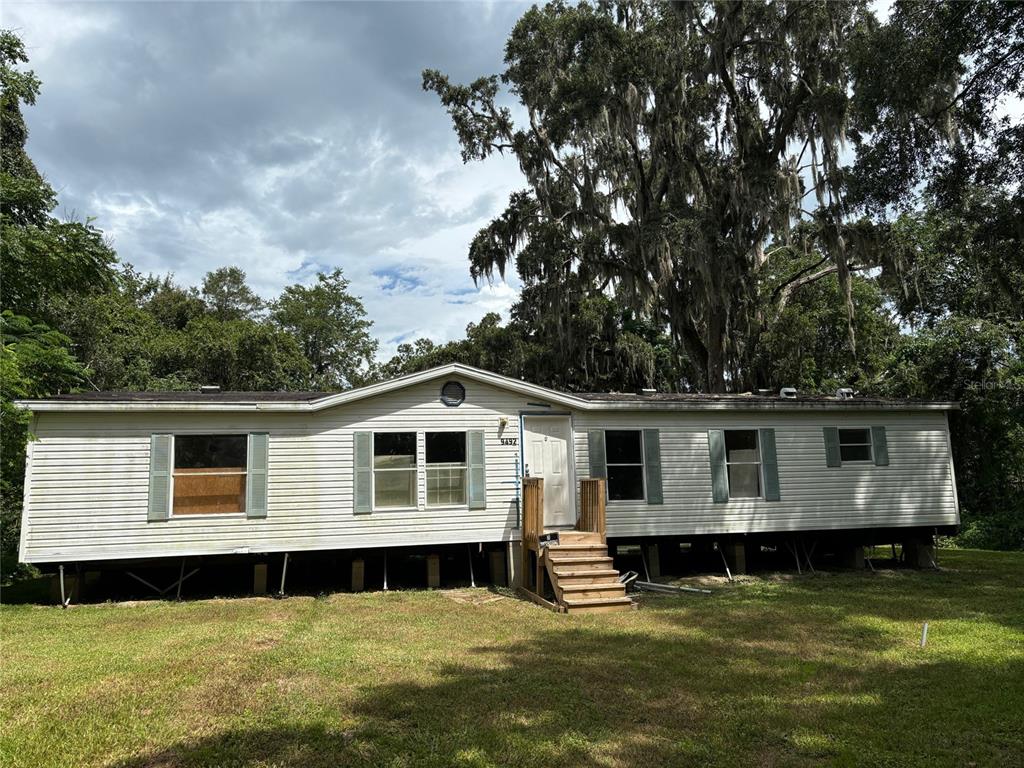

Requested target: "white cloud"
[{"left": 5, "top": 1, "right": 530, "bottom": 362}]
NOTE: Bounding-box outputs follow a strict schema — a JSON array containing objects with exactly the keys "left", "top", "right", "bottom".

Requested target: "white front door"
[{"left": 523, "top": 416, "right": 575, "bottom": 528}]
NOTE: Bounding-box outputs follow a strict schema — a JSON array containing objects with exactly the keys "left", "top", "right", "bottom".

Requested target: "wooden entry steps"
[{"left": 542, "top": 531, "right": 633, "bottom": 614}]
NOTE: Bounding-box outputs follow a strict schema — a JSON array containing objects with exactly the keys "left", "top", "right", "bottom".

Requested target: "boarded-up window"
[
  {"left": 426, "top": 432, "right": 467, "bottom": 506},
  {"left": 173, "top": 435, "right": 247, "bottom": 515},
  {"left": 373, "top": 432, "right": 417, "bottom": 508}
]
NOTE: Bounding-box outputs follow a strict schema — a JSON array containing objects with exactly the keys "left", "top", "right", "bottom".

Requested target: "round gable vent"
[{"left": 440, "top": 380, "right": 466, "bottom": 407}]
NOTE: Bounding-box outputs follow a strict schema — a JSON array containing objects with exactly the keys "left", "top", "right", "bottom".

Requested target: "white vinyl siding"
[
  {"left": 20, "top": 379, "right": 539, "bottom": 562},
  {"left": 573, "top": 410, "right": 959, "bottom": 539}
]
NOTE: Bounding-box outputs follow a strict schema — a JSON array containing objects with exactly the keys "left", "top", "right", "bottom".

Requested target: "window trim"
[
  {"left": 169, "top": 432, "right": 249, "bottom": 518},
  {"left": 603, "top": 429, "right": 647, "bottom": 503},
  {"left": 724, "top": 428, "right": 764, "bottom": 500},
  {"left": 371, "top": 431, "right": 419, "bottom": 511},
  {"left": 425, "top": 429, "right": 469, "bottom": 509},
  {"left": 837, "top": 426, "right": 874, "bottom": 464}
]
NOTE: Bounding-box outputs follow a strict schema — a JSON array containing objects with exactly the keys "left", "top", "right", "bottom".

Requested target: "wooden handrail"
[
  {"left": 578, "top": 478, "right": 606, "bottom": 540},
  {"left": 522, "top": 477, "right": 544, "bottom": 552}
]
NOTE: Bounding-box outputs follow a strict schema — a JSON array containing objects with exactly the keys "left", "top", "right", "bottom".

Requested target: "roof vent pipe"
[
  {"left": 779, "top": 387, "right": 798, "bottom": 399},
  {"left": 200, "top": 385, "right": 221, "bottom": 394},
  {"left": 836, "top": 387, "right": 855, "bottom": 399}
]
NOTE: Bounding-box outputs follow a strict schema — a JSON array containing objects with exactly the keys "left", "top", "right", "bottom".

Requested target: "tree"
[
  {"left": 753, "top": 258, "right": 900, "bottom": 393},
  {"left": 880, "top": 316, "right": 1023, "bottom": 550},
  {"left": 178, "top": 316, "right": 311, "bottom": 391},
  {"left": 1, "top": 312, "right": 87, "bottom": 579},
  {"left": 884, "top": 191, "right": 1024, "bottom": 329},
  {"left": 49, "top": 267, "right": 314, "bottom": 392},
  {"left": 375, "top": 296, "right": 686, "bottom": 395},
  {"left": 424, "top": 1, "right": 889, "bottom": 392},
  {"left": 272, "top": 268, "right": 377, "bottom": 390},
  {"left": 848, "top": 0, "right": 1024, "bottom": 212},
  {"left": 201, "top": 266, "right": 263, "bottom": 321},
  {"left": 1, "top": 28, "right": 118, "bottom": 582},
  {"left": 0, "top": 30, "right": 116, "bottom": 324},
  {"left": 869, "top": 189, "right": 1023, "bottom": 550}
]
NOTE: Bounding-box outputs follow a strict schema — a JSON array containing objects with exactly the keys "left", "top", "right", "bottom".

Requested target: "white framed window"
[
  {"left": 725, "top": 429, "right": 761, "bottom": 498},
  {"left": 372, "top": 432, "right": 417, "bottom": 509},
  {"left": 172, "top": 434, "right": 248, "bottom": 516},
  {"left": 605, "top": 430, "right": 645, "bottom": 501},
  {"left": 426, "top": 431, "right": 467, "bottom": 507}
]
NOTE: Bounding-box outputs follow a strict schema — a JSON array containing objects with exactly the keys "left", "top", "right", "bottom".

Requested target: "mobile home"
[{"left": 17, "top": 364, "right": 959, "bottom": 611}]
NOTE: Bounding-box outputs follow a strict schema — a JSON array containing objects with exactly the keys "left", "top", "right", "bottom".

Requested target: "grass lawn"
[{"left": 1, "top": 548, "right": 1022, "bottom": 768}]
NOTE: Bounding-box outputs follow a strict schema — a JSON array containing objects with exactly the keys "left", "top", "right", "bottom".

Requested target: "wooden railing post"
[
  {"left": 522, "top": 477, "right": 544, "bottom": 592},
  {"left": 578, "top": 478, "right": 606, "bottom": 540}
]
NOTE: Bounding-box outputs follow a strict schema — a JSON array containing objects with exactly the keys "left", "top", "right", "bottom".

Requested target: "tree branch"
[{"left": 773, "top": 262, "right": 870, "bottom": 316}]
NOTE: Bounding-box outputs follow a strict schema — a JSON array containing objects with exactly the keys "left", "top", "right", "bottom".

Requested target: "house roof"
[
  {"left": 575, "top": 391, "right": 932, "bottom": 407},
  {"left": 15, "top": 363, "right": 958, "bottom": 413},
  {"left": 38, "top": 390, "right": 332, "bottom": 403}
]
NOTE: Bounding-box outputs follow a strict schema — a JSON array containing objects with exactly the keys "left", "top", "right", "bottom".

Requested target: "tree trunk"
[{"left": 705, "top": 308, "right": 727, "bottom": 393}]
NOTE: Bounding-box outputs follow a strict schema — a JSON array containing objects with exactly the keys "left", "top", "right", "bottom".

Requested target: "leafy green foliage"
[
  {"left": 201, "top": 266, "right": 264, "bottom": 321},
  {"left": 376, "top": 295, "right": 687, "bottom": 394},
  {"left": 1, "top": 312, "right": 88, "bottom": 580},
  {"left": 881, "top": 318, "right": 1023, "bottom": 550},
  {"left": 849, "top": 0, "right": 1024, "bottom": 212},
  {"left": 754, "top": 267, "right": 900, "bottom": 393},
  {"left": 0, "top": 31, "right": 117, "bottom": 323},
  {"left": 271, "top": 268, "right": 377, "bottom": 389}
]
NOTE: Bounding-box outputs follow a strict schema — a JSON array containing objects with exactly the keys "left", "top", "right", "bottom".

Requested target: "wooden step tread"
[
  {"left": 547, "top": 543, "right": 607, "bottom": 551},
  {"left": 552, "top": 568, "right": 620, "bottom": 578},
  {"left": 556, "top": 531, "right": 604, "bottom": 543},
  {"left": 562, "top": 596, "right": 633, "bottom": 607},
  {"left": 546, "top": 555, "right": 613, "bottom": 564},
  {"left": 560, "top": 583, "right": 625, "bottom": 594}
]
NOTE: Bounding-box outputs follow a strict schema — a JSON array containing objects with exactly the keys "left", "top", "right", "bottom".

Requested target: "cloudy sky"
[{"left": 3, "top": 1, "right": 530, "bottom": 356}]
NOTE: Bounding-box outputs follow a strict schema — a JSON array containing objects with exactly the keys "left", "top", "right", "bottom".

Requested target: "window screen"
[
  {"left": 373, "top": 432, "right": 417, "bottom": 508},
  {"left": 725, "top": 430, "right": 761, "bottom": 498},
  {"left": 605, "top": 430, "right": 645, "bottom": 501},
  {"left": 426, "top": 431, "right": 467, "bottom": 506}
]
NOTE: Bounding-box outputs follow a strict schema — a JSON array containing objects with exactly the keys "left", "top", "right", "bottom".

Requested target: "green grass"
[{"left": 1, "top": 549, "right": 1022, "bottom": 768}]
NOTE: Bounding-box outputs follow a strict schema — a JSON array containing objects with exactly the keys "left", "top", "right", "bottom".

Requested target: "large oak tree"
[{"left": 425, "top": 0, "right": 890, "bottom": 392}]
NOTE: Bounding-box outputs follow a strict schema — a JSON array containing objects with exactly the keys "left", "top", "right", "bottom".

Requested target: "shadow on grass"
[{"left": 106, "top": 592, "right": 1024, "bottom": 768}]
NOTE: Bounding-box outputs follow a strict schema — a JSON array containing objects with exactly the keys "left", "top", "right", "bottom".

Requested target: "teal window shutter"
[
  {"left": 871, "top": 426, "right": 889, "bottom": 466},
  {"left": 354, "top": 432, "right": 372, "bottom": 514},
  {"left": 759, "top": 428, "right": 780, "bottom": 501},
  {"left": 588, "top": 430, "right": 607, "bottom": 478},
  {"left": 467, "top": 430, "right": 486, "bottom": 509},
  {"left": 708, "top": 429, "right": 728, "bottom": 503},
  {"left": 642, "top": 429, "right": 663, "bottom": 505},
  {"left": 148, "top": 434, "right": 172, "bottom": 521},
  {"left": 823, "top": 427, "right": 842, "bottom": 467},
  {"left": 246, "top": 432, "right": 269, "bottom": 519}
]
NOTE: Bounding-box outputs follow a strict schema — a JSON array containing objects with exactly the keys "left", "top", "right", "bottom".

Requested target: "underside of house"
[{"left": 17, "top": 364, "right": 960, "bottom": 612}]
